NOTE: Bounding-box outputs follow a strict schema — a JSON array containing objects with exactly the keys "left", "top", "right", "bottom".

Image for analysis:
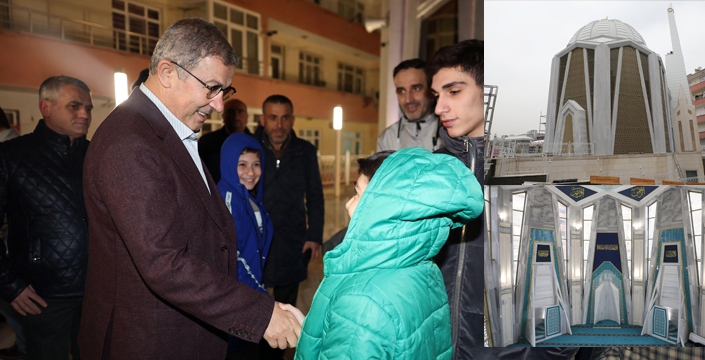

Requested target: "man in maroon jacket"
[{"left": 78, "top": 18, "right": 302, "bottom": 359}]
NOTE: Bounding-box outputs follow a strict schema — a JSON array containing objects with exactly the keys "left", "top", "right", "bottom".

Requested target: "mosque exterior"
[{"left": 488, "top": 16, "right": 703, "bottom": 184}]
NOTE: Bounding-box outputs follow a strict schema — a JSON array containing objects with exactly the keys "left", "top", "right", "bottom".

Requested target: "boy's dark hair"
[
  {"left": 0, "top": 107, "right": 10, "bottom": 129},
  {"left": 393, "top": 58, "right": 427, "bottom": 78},
  {"left": 262, "top": 94, "right": 294, "bottom": 113},
  {"left": 427, "top": 39, "right": 483, "bottom": 88},
  {"left": 240, "top": 147, "right": 261, "bottom": 158},
  {"left": 357, "top": 150, "right": 394, "bottom": 180}
]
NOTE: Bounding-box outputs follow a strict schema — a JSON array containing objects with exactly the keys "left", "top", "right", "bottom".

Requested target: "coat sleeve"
[
  {"left": 318, "top": 294, "right": 396, "bottom": 360},
  {"left": 0, "top": 143, "right": 29, "bottom": 303},
  {"left": 87, "top": 132, "right": 273, "bottom": 340},
  {"left": 304, "top": 144, "right": 324, "bottom": 244}
]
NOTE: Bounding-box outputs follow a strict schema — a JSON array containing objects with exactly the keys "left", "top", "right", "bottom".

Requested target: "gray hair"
[
  {"left": 150, "top": 18, "right": 239, "bottom": 78},
  {"left": 39, "top": 76, "right": 91, "bottom": 103}
]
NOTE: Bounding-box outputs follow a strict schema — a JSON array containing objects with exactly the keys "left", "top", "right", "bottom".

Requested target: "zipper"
[{"left": 451, "top": 225, "right": 468, "bottom": 351}]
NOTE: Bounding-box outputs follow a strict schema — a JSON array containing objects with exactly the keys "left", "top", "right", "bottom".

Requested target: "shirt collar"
[{"left": 139, "top": 83, "right": 200, "bottom": 141}]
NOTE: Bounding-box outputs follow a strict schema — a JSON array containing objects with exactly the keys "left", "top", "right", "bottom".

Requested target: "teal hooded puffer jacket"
[{"left": 295, "top": 148, "right": 484, "bottom": 359}]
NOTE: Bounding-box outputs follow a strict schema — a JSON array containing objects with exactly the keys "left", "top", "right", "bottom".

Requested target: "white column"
[
  {"left": 592, "top": 43, "right": 612, "bottom": 155},
  {"left": 382, "top": 0, "right": 431, "bottom": 131},
  {"left": 499, "top": 221, "right": 515, "bottom": 346},
  {"left": 632, "top": 229, "right": 645, "bottom": 325},
  {"left": 570, "top": 229, "right": 583, "bottom": 324}
]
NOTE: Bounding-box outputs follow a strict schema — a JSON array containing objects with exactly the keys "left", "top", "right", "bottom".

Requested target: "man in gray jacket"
[{"left": 377, "top": 59, "right": 443, "bottom": 152}]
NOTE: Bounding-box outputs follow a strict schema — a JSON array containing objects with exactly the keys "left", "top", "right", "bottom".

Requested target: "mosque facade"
[
  {"left": 544, "top": 19, "right": 675, "bottom": 156},
  {"left": 488, "top": 16, "right": 704, "bottom": 185}
]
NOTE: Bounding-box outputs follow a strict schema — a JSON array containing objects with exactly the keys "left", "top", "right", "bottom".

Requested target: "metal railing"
[
  {"left": 487, "top": 141, "right": 594, "bottom": 158},
  {"left": 0, "top": 2, "right": 159, "bottom": 56},
  {"left": 493, "top": 155, "right": 698, "bottom": 183},
  {"left": 318, "top": 151, "right": 368, "bottom": 186},
  {"left": 0, "top": 1, "right": 267, "bottom": 72}
]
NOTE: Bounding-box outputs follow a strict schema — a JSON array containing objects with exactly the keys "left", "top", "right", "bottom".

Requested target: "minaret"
[{"left": 665, "top": 4, "right": 692, "bottom": 110}]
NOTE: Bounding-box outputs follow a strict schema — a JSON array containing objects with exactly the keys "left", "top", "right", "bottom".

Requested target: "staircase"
[
  {"left": 535, "top": 321, "right": 546, "bottom": 340},
  {"left": 668, "top": 322, "right": 678, "bottom": 343}
]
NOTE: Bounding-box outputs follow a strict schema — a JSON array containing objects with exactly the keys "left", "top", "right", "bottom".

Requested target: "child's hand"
[{"left": 278, "top": 302, "right": 305, "bottom": 325}]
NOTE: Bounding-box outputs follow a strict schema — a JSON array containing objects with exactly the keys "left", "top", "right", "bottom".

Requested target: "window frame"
[
  {"left": 111, "top": 0, "right": 161, "bottom": 55},
  {"left": 211, "top": 0, "right": 263, "bottom": 76}
]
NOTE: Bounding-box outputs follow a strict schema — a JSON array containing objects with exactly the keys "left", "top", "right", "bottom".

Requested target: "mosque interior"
[{"left": 485, "top": 185, "right": 705, "bottom": 347}]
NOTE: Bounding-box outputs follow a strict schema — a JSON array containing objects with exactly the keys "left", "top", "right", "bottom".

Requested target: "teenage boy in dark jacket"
[
  {"left": 429, "top": 40, "right": 578, "bottom": 360},
  {"left": 428, "top": 39, "right": 486, "bottom": 359}
]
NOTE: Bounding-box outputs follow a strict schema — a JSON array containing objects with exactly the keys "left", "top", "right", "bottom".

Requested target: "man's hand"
[
  {"left": 11, "top": 285, "right": 47, "bottom": 316},
  {"left": 302, "top": 241, "right": 321, "bottom": 259},
  {"left": 263, "top": 301, "right": 302, "bottom": 349}
]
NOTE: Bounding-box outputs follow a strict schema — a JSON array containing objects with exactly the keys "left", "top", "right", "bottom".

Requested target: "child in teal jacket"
[{"left": 295, "top": 147, "right": 484, "bottom": 359}]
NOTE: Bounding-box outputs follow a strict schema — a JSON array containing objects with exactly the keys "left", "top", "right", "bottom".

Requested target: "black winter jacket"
[
  {"left": 256, "top": 129, "right": 324, "bottom": 287},
  {"left": 0, "top": 120, "right": 89, "bottom": 301},
  {"left": 436, "top": 129, "right": 578, "bottom": 359},
  {"left": 435, "top": 130, "right": 485, "bottom": 357}
]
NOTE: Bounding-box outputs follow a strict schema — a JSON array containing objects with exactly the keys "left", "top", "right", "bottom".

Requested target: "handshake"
[{"left": 262, "top": 301, "right": 306, "bottom": 349}]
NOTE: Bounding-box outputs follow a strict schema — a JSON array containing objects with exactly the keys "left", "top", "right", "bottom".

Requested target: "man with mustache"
[
  {"left": 376, "top": 58, "right": 443, "bottom": 152},
  {"left": 254, "top": 95, "right": 324, "bottom": 360}
]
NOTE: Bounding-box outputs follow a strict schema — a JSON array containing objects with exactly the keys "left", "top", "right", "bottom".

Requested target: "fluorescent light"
[
  {"left": 114, "top": 70, "right": 129, "bottom": 107},
  {"left": 333, "top": 106, "right": 343, "bottom": 130}
]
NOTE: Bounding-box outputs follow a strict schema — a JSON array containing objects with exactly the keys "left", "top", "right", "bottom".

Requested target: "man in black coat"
[
  {"left": 0, "top": 75, "right": 93, "bottom": 360},
  {"left": 256, "top": 95, "right": 324, "bottom": 360},
  {"left": 198, "top": 98, "right": 251, "bottom": 183}
]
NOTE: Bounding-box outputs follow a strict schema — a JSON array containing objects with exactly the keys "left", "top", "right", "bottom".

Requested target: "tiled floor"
[{"left": 0, "top": 184, "right": 353, "bottom": 355}]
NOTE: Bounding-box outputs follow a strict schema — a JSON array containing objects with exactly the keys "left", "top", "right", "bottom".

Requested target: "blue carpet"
[{"left": 509, "top": 324, "right": 674, "bottom": 347}]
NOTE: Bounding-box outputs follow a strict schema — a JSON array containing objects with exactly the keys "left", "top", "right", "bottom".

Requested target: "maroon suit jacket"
[{"left": 78, "top": 89, "right": 274, "bottom": 359}]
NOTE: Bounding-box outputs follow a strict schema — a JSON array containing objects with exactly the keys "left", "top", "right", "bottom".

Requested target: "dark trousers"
[
  {"left": 24, "top": 297, "right": 82, "bottom": 360},
  {"left": 259, "top": 284, "right": 299, "bottom": 360}
]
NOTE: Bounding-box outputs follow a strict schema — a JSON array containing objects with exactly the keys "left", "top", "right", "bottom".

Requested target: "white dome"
[{"left": 568, "top": 19, "right": 646, "bottom": 46}]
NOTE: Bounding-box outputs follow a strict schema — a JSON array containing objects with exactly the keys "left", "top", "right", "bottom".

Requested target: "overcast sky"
[{"left": 485, "top": 1, "right": 705, "bottom": 137}]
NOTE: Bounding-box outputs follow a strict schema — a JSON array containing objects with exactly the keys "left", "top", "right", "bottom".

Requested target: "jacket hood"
[
  {"left": 217, "top": 133, "right": 265, "bottom": 202},
  {"left": 324, "top": 147, "right": 484, "bottom": 275}
]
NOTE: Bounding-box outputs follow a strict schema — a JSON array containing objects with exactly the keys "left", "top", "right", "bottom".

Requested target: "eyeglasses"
[{"left": 170, "top": 60, "right": 236, "bottom": 100}]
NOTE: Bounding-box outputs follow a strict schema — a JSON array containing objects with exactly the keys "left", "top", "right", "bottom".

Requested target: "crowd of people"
[{"left": 0, "top": 17, "right": 484, "bottom": 360}]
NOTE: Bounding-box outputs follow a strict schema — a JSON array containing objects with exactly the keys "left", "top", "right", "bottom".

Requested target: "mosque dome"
[{"left": 567, "top": 19, "right": 646, "bottom": 46}]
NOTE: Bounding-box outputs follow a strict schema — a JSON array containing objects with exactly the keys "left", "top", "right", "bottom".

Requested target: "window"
[
  {"left": 270, "top": 43, "right": 284, "bottom": 80},
  {"left": 212, "top": 1, "right": 261, "bottom": 75},
  {"left": 342, "top": 132, "right": 362, "bottom": 155},
  {"left": 299, "top": 52, "right": 324, "bottom": 87},
  {"left": 337, "top": 0, "right": 364, "bottom": 23},
  {"left": 512, "top": 192, "right": 526, "bottom": 289},
  {"left": 424, "top": 14, "right": 457, "bottom": 62},
  {"left": 558, "top": 202, "right": 567, "bottom": 279},
  {"left": 583, "top": 205, "right": 593, "bottom": 280},
  {"left": 338, "top": 63, "right": 365, "bottom": 95},
  {"left": 2, "top": 108, "right": 19, "bottom": 132},
  {"left": 622, "top": 205, "right": 632, "bottom": 281},
  {"left": 689, "top": 191, "right": 702, "bottom": 286},
  {"left": 298, "top": 129, "right": 320, "bottom": 149},
  {"left": 686, "top": 170, "right": 698, "bottom": 183},
  {"left": 112, "top": 0, "right": 160, "bottom": 55}
]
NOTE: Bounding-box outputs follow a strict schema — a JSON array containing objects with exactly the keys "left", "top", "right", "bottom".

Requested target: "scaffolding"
[{"left": 484, "top": 85, "right": 499, "bottom": 155}]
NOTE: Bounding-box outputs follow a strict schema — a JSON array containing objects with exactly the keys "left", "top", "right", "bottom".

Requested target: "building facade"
[
  {"left": 688, "top": 67, "right": 705, "bottom": 149},
  {"left": 0, "top": 0, "right": 383, "bottom": 156}
]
